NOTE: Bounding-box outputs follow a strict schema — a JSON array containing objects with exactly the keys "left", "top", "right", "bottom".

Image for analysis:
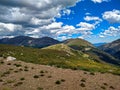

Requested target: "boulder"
[{"left": 6, "top": 56, "right": 16, "bottom": 61}]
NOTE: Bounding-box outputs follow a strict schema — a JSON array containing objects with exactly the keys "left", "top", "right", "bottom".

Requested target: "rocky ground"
[{"left": 0, "top": 57, "right": 120, "bottom": 90}]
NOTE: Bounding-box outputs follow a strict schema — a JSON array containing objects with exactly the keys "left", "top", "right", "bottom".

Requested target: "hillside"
[
  {"left": 0, "top": 58, "right": 120, "bottom": 90},
  {"left": 63, "top": 38, "right": 120, "bottom": 65},
  {"left": 99, "top": 39, "right": 120, "bottom": 60},
  {"left": 63, "top": 38, "right": 94, "bottom": 49},
  {"left": 0, "top": 36, "right": 60, "bottom": 48},
  {"left": 0, "top": 44, "right": 120, "bottom": 75},
  {"left": 42, "top": 44, "right": 78, "bottom": 55}
]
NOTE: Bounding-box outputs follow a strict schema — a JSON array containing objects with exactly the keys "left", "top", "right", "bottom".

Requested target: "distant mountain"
[
  {"left": 0, "top": 36, "right": 60, "bottom": 48},
  {"left": 99, "top": 39, "right": 120, "bottom": 60},
  {"left": 63, "top": 38, "right": 120, "bottom": 65},
  {"left": 63, "top": 38, "right": 94, "bottom": 50},
  {"left": 93, "top": 42, "right": 106, "bottom": 47}
]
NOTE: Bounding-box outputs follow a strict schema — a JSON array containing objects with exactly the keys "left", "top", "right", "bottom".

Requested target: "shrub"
[
  {"left": 48, "top": 75, "right": 52, "bottom": 78},
  {"left": 14, "top": 63, "right": 21, "bottom": 67},
  {"left": 55, "top": 80, "right": 61, "bottom": 84},
  {"left": 31, "top": 67, "right": 34, "bottom": 69},
  {"left": 0, "top": 61, "right": 4, "bottom": 64},
  {"left": 33, "top": 75, "right": 39, "bottom": 78},
  {"left": 109, "top": 86, "right": 115, "bottom": 89},
  {"left": 40, "top": 70, "right": 44, "bottom": 73},
  {"left": 103, "top": 83, "right": 108, "bottom": 86},
  {"left": 6, "top": 80, "right": 14, "bottom": 83},
  {"left": 37, "top": 87, "right": 43, "bottom": 90},
  {"left": 24, "top": 69, "right": 28, "bottom": 71},
  {"left": 7, "top": 63, "right": 11, "bottom": 65},
  {"left": 4, "top": 71, "right": 10, "bottom": 75},
  {"left": 14, "top": 70, "right": 19, "bottom": 73},
  {"left": 40, "top": 74, "right": 44, "bottom": 77},
  {"left": 90, "top": 72, "right": 95, "bottom": 75},
  {"left": 61, "top": 79, "right": 65, "bottom": 82},
  {"left": 20, "top": 77, "right": 25, "bottom": 81},
  {"left": 81, "top": 78, "right": 86, "bottom": 82},
  {"left": 84, "top": 72, "right": 87, "bottom": 74},
  {"left": 19, "top": 68, "right": 23, "bottom": 71},
  {"left": 0, "top": 79, "right": 3, "bottom": 82},
  {"left": 14, "top": 82, "right": 23, "bottom": 86},
  {"left": 101, "top": 86, "right": 106, "bottom": 89},
  {"left": 80, "top": 83, "right": 85, "bottom": 87},
  {"left": 9, "top": 68, "right": 13, "bottom": 71},
  {"left": 24, "top": 66, "right": 28, "bottom": 68}
]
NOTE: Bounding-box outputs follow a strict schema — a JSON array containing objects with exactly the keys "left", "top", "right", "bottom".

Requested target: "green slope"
[
  {"left": 0, "top": 44, "right": 120, "bottom": 75},
  {"left": 63, "top": 38, "right": 120, "bottom": 65}
]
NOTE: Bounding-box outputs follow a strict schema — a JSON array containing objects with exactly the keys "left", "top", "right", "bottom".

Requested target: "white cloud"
[
  {"left": 0, "top": 0, "right": 81, "bottom": 38},
  {"left": 62, "top": 9, "right": 71, "bottom": 15},
  {"left": 102, "top": 9, "right": 120, "bottom": 23},
  {"left": 91, "top": 0, "right": 110, "bottom": 3},
  {"left": 85, "top": 12, "right": 91, "bottom": 15},
  {"left": 99, "top": 26, "right": 120, "bottom": 37},
  {"left": 77, "top": 22, "right": 95, "bottom": 31},
  {"left": 0, "top": 22, "right": 23, "bottom": 37},
  {"left": 84, "top": 16, "right": 102, "bottom": 22},
  {"left": 46, "top": 22, "right": 63, "bottom": 29}
]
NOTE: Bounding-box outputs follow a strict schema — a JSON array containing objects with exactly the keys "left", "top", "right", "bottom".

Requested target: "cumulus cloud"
[
  {"left": 84, "top": 16, "right": 102, "bottom": 22},
  {"left": 0, "top": 22, "right": 23, "bottom": 37},
  {"left": 77, "top": 22, "right": 96, "bottom": 31},
  {"left": 91, "top": 0, "right": 110, "bottom": 3},
  {"left": 99, "top": 26, "right": 120, "bottom": 37},
  {"left": 0, "top": 0, "right": 81, "bottom": 38},
  {"left": 102, "top": 9, "right": 120, "bottom": 23}
]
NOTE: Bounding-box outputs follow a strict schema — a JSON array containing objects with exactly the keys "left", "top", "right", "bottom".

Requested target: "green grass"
[{"left": 0, "top": 44, "right": 120, "bottom": 75}]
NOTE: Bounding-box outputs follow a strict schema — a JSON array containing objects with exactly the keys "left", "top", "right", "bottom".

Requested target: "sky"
[{"left": 0, "top": 0, "right": 120, "bottom": 43}]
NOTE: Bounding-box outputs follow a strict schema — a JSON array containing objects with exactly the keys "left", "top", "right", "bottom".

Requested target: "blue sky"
[{"left": 0, "top": 0, "right": 120, "bottom": 43}]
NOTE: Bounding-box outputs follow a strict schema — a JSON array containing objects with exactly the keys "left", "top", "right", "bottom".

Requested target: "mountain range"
[
  {"left": 0, "top": 36, "right": 120, "bottom": 66},
  {"left": 0, "top": 36, "right": 60, "bottom": 48},
  {"left": 99, "top": 39, "right": 120, "bottom": 60}
]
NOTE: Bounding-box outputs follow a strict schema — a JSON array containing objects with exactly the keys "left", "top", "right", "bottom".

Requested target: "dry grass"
[{"left": 0, "top": 58, "right": 120, "bottom": 90}]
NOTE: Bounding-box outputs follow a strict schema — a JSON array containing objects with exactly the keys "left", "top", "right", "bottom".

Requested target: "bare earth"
[{"left": 0, "top": 58, "right": 120, "bottom": 90}]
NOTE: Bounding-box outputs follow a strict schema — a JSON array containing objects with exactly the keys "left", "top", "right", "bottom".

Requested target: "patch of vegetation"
[
  {"left": 37, "top": 87, "right": 43, "bottom": 90},
  {"left": 101, "top": 86, "right": 106, "bottom": 89},
  {"left": 40, "top": 74, "right": 44, "bottom": 77},
  {"left": 90, "top": 72, "right": 95, "bottom": 75},
  {"left": 14, "top": 70, "right": 19, "bottom": 73},
  {"left": 9, "top": 68, "right": 14, "bottom": 71},
  {"left": 14, "top": 63, "right": 22, "bottom": 67},
  {"left": 31, "top": 67, "right": 34, "bottom": 69},
  {"left": 20, "top": 77, "right": 25, "bottom": 81},
  {"left": 81, "top": 78, "right": 86, "bottom": 82},
  {"left": 109, "top": 86, "right": 115, "bottom": 89},
  {"left": 7, "top": 63, "right": 11, "bottom": 65},
  {"left": 14, "top": 82, "right": 23, "bottom": 86},
  {"left": 48, "top": 75, "right": 52, "bottom": 78},
  {"left": 2, "top": 87, "right": 11, "bottom": 90},
  {"left": 55, "top": 80, "right": 61, "bottom": 85},
  {"left": 0, "top": 44, "right": 120, "bottom": 75},
  {"left": 0, "top": 61, "right": 4, "bottom": 64},
  {"left": 24, "top": 66, "right": 28, "bottom": 69},
  {"left": 0, "top": 79, "right": 3, "bottom": 82},
  {"left": 19, "top": 68, "right": 23, "bottom": 71},
  {"left": 103, "top": 83, "right": 108, "bottom": 86},
  {"left": 61, "top": 79, "right": 65, "bottom": 82},
  {"left": 40, "top": 70, "right": 44, "bottom": 73},
  {"left": 33, "top": 75, "right": 39, "bottom": 78},
  {"left": 24, "top": 69, "right": 29, "bottom": 71},
  {"left": 80, "top": 83, "right": 85, "bottom": 87},
  {"left": 6, "top": 80, "right": 15, "bottom": 84}
]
